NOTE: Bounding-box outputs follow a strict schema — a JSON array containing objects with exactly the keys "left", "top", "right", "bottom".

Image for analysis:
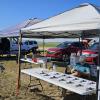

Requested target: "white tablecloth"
[
  {"left": 21, "top": 68, "right": 96, "bottom": 95},
  {"left": 20, "top": 58, "right": 47, "bottom": 68}
]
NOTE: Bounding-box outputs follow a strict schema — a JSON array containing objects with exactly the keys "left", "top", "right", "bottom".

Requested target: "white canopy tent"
[
  {"left": 21, "top": 3, "right": 100, "bottom": 37},
  {"left": 19, "top": 3, "right": 100, "bottom": 99},
  {"left": 0, "top": 18, "right": 42, "bottom": 38}
]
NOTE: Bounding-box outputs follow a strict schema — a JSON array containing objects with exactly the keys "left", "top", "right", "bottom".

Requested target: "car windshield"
[
  {"left": 89, "top": 43, "right": 98, "bottom": 50},
  {"left": 29, "top": 41, "right": 34, "bottom": 45},
  {"left": 56, "top": 42, "right": 71, "bottom": 48}
]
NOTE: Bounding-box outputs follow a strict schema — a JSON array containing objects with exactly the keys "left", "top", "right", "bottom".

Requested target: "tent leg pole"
[
  {"left": 97, "top": 30, "right": 100, "bottom": 100},
  {"left": 79, "top": 37, "right": 81, "bottom": 42},
  {"left": 43, "top": 37, "right": 45, "bottom": 56},
  {"left": 80, "top": 32, "right": 83, "bottom": 55},
  {"left": 78, "top": 37, "right": 82, "bottom": 55},
  {"left": 16, "top": 30, "right": 22, "bottom": 95}
]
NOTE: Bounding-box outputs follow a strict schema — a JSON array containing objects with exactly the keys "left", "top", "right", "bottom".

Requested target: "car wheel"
[{"left": 32, "top": 48, "right": 37, "bottom": 54}]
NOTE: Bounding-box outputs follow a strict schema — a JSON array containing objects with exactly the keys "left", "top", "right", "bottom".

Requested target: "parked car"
[
  {"left": 82, "top": 42, "right": 98, "bottom": 65},
  {"left": 0, "top": 38, "right": 38, "bottom": 55},
  {"left": 46, "top": 41, "right": 86, "bottom": 61},
  {"left": 10, "top": 40, "right": 38, "bottom": 55}
]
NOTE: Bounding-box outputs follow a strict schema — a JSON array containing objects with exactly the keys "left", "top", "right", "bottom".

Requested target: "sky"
[{"left": 0, "top": 0, "right": 100, "bottom": 31}]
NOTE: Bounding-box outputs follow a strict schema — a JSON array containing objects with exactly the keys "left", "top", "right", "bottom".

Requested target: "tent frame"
[
  {"left": 17, "top": 3, "right": 100, "bottom": 100},
  {"left": 97, "top": 30, "right": 100, "bottom": 100},
  {"left": 17, "top": 30, "right": 100, "bottom": 100}
]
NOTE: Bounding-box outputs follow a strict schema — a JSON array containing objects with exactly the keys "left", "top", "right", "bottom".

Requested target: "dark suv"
[{"left": 46, "top": 41, "right": 86, "bottom": 61}]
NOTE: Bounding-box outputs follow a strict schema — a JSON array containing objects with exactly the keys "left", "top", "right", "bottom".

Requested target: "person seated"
[
  {"left": 71, "top": 55, "right": 91, "bottom": 78},
  {"left": 65, "top": 55, "right": 91, "bottom": 79}
]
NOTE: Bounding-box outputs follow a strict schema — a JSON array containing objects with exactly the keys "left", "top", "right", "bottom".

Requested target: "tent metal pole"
[
  {"left": 43, "top": 37, "right": 45, "bottom": 56},
  {"left": 79, "top": 36, "right": 82, "bottom": 55},
  {"left": 79, "top": 37, "right": 81, "bottom": 42},
  {"left": 16, "top": 30, "right": 22, "bottom": 95},
  {"left": 80, "top": 32, "right": 84, "bottom": 55},
  {"left": 97, "top": 30, "right": 100, "bottom": 100}
]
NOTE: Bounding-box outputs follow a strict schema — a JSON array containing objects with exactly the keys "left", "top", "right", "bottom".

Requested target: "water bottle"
[
  {"left": 25, "top": 54, "right": 27, "bottom": 59},
  {"left": 53, "top": 64, "right": 56, "bottom": 71}
]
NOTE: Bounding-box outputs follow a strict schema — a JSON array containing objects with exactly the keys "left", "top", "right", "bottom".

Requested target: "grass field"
[
  {"left": 0, "top": 56, "right": 96, "bottom": 100},
  {"left": 38, "top": 42, "right": 60, "bottom": 48},
  {"left": 0, "top": 42, "right": 96, "bottom": 100}
]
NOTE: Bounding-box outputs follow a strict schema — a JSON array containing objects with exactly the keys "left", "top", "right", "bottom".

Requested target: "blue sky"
[{"left": 0, "top": 0, "right": 100, "bottom": 30}]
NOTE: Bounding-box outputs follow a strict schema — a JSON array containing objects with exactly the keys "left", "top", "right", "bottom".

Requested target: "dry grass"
[{"left": 0, "top": 56, "right": 96, "bottom": 100}]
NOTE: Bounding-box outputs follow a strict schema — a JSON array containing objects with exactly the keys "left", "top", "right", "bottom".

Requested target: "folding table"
[{"left": 21, "top": 68, "right": 96, "bottom": 100}]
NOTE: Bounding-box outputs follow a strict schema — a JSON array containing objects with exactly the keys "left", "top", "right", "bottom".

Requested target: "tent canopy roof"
[
  {"left": 21, "top": 3, "right": 100, "bottom": 38},
  {"left": 0, "top": 18, "right": 42, "bottom": 38}
]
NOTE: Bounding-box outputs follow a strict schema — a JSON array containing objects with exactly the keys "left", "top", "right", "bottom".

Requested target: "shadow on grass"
[
  {"left": 63, "top": 93, "right": 96, "bottom": 100},
  {"left": 36, "top": 93, "right": 55, "bottom": 100},
  {"left": 0, "top": 95, "right": 9, "bottom": 100},
  {"left": 0, "top": 56, "right": 17, "bottom": 61}
]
